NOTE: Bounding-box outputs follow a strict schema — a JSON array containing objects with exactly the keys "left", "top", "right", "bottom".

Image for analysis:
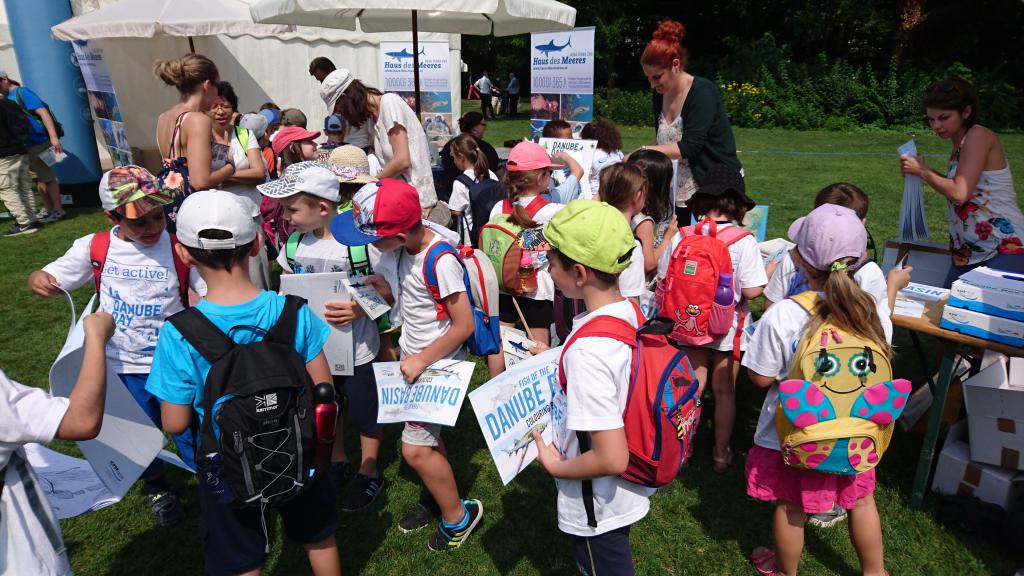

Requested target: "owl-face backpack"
[{"left": 775, "top": 291, "right": 912, "bottom": 475}]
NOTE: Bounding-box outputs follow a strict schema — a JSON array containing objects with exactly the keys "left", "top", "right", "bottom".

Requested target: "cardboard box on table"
[
  {"left": 932, "top": 421, "right": 1024, "bottom": 510},
  {"left": 948, "top": 267, "right": 1024, "bottom": 322},
  {"left": 963, "top": 356, "right": 1024, "bottom": 471},
  {"left": 940, "top": 306, "right": 1024, "bottom": 348}
]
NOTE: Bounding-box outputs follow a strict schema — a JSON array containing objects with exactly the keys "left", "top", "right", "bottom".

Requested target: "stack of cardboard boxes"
[
  {"left": 941, "top": 267, "right": 1024, "bottom": 347},
  {"left": 932, "top": 353, "right": 1024, "bottom": 512}
]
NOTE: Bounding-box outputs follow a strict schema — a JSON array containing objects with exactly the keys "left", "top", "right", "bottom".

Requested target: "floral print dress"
[
  {"left": 656, "top": 112, "right": 698, "bottom": 207},
  {"left": 946, "top": 129, "right": 1024, "bottom": 266}
]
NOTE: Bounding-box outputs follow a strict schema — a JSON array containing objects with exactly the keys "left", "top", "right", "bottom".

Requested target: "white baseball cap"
[
  {"left": 257, "top": 161, "right": 340, "bottom": 202},
  {"left": 320, "top": 68, "right": 354, "bottom": 111},
  {"left": 176, "top": 190, "right": 258, "bottom": 250},
  {"left": 238, "top": 113, "right": 269, "bottom": 139}
]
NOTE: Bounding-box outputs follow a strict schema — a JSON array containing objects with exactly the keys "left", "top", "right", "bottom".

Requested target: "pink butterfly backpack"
[{"left": 775, "top": 292, "right": 913, "bottom": 475}]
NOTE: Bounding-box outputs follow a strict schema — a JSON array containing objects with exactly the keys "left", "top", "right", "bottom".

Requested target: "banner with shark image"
[
  {"left": 529, "top": 27, "right": 595, "bottom": 139},
  {"left": 469, "top": 348, "right": 561, "bottom": 485},
  {"left": 379, "top": 41, "right": 453, "bottom": 145}
]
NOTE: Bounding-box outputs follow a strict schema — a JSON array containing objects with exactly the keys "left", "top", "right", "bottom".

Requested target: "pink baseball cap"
[
  {"left": 272, "top": 125, "right": 321, "bottom": 156},
  {"left": 330, "top": 179, "right": 421, "bottom": 245},
  {"left": 788, "top": 203, "right": 868, "bottom": 271},
  {"left": 505, "top": 140, "right": 563, "bottom": 172}
]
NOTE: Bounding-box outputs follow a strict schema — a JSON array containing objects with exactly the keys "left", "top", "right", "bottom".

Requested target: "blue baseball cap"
[
  {"left": 259, "top": 108, "right": 281, "bottom": 125},
  {"left": 324, "top": 114, "right": 345, "bottom": 132}
]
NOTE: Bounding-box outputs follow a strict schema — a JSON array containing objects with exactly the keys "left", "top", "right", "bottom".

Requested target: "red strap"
[
  {"left": 422, "top": 245, "right": 459, "bottom": 321},
  {"left": 502, "top": 196, "right": 550, "bottom": 218},
  {"left": 169, "top": 234, "right": 191, "bottom": 308},
  {"left": 557, "top": 315, "right": 637, "bottom": 389},
  {"left": 89, "top": 231, "right": 189, "bottom": 308},
  {"left": 89, "top": 231, "right": 111, "bottom": 295},
  {"left": 681, "top": 218, "right": 751, "bottom": 247}
]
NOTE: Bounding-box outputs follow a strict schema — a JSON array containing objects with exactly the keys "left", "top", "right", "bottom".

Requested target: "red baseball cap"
[
  {"left": 330, "top": 179, "right": 421, "bottom": 245},
  {"left": 505, "top": 140, "right": 563, "bottom": 172},
  {"left": 272, "top": 125, "right": 321, "bottom": 156}
]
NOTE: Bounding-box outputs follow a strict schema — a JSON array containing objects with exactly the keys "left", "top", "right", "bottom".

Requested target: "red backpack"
[
  {"left": 558, "top": 302, "right": 700, "bottom": 526},
  {"left": 656, "top": 218, "right": 751, "bottom": 354},
  {"left": 89, "top": 231, "right": 190, "bottom": 307}
]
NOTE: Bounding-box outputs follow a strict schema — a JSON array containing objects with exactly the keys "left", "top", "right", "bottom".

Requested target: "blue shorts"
[
  {"left": 118, "top": 373, "right": 196, "bottom": 475},
  {"left": 198, "top": 470, "right": 338, "bottom": 576},
  {"left": 571, "top": 525, "right": 634, "bottom": 576},
  {"left": 332, "top": 361, "right": 381, "bottom": 435}
]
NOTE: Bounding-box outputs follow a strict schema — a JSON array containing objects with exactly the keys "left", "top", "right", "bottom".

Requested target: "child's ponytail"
[
  {"left": 796, "top": 253, "right": 890, "bottom": 355},
  {"left": 451, "top": 134, "right": 490, "bottom": 182},
  {"left": 500, "top": 169, "right": 544, "bottom": 228}
]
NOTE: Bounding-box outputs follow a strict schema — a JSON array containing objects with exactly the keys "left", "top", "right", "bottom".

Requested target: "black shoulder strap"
[
  {"left": 167, "top": 308, "right": 236, "bottom": 363},
  {"left": 455, "top": 173, "right": 475, "bottom": 189},
  {"left": 265, "top": 294, "right": 305, "bottom": 346},
  {"left": 575, "top": 430, "right": 598, "bottom": 528}
]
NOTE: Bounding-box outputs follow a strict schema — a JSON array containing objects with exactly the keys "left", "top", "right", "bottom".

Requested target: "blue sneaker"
[{"left": 427, "top": 499, "right": 483, "bottom": 551}]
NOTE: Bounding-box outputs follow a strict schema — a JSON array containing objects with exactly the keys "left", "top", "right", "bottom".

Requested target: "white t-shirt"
[
  {"left": 0, "top": 371, "right": 73, "bottom": 576},
  {"left": 489, "top": 196, "right": 564, "bottom": 302},
  {"left": 396, "top": 237, "right": 467, "bottom": 359},
  {"left": 211, "top": 128, "right": 263, "bottom": 216},
  {"left": 474, "top": 76, "right": 492, "bottom": 95},
  {"left": 552, "top": 299, "right": 655, "bottom": 536},
  {"left": 449, "top": 168, "right": 498, "bottom": 245},
  {"left": 373, "top": 93, "right": 437, "bottom": 209},
  {"left": 765, "top": 252, "right": 892, "bottom": 342},
  {"left": 742, "top": 297, "right": 894, "bottom": 451},
  {"left": 276, "top": 233, "right": 384, "bottom": 366},
  {"left": 618, "top": 240, "right": 646, "bottom": 298},
  {"left": 42, "top": 229, "right": 204, "bottom": 374},
  {"left": 345, "top": 122, "right": 370, "bottom": 150},
  {"left": 657, "top": 223, "right": 768, "bottom": 351},
  {"left": 588, "top": 148, "right": 624, "bottom": 199}
]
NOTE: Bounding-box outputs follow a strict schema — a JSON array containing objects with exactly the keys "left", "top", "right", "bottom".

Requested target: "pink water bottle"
[{"left": 709, "top": 272, "right": 735, "bottom": 335}]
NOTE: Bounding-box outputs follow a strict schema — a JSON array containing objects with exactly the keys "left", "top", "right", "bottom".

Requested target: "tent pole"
[
  {"left": 411, "top": 10, "right": 421, "bottom": 114},
  {"left": 188, "top": 36, "right": 195, "bottom": 53}
]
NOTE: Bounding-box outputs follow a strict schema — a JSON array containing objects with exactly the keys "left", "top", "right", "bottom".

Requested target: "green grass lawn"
[{"left": 2, "top": 125, "right": 1023, "bottom": 575}]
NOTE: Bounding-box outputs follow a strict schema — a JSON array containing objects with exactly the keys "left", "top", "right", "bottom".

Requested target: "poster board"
[
  {"left": 530, "top": 27, "right": 595, "bottom": 139},
  {"left": 72, "top": 40, "right": 132, "bottom": 166},
  {"left": 379, "top": 41, "right": 453, "bottom": 146}
]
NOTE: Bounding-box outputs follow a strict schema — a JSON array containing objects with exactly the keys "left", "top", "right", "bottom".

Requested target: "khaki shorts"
[
  {"left": 26, "top": 142, "right": 56, "bottom": 183},
  {"left": 402, "top": 421, "right": 442, "bottom": 447}
]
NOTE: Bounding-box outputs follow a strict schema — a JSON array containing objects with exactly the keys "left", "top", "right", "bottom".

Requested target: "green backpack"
[{"left": 479, "top": 197, "right": 549, "bottom": 295}]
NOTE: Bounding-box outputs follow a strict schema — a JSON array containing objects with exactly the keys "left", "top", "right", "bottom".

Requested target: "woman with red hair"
[{"left": 633, "top": 19, "right": 741, "bottom": 225}]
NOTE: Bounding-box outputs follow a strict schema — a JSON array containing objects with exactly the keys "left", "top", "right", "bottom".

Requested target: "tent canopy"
[
  {"left": 52, "top": 0, "right": 291, "bottom": 40},
  {"left": 250, "top": 0, "right": 576, "bottom": 37}
]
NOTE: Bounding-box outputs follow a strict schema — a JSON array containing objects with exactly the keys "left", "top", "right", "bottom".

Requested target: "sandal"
[
  {"left": 712, "top": 445, "right": 733, "bottom": 472},
  {"left": 750, "top": 546, "right": 778, "bottom": 576}
]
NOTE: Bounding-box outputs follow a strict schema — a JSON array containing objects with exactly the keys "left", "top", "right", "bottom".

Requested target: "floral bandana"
[{"left": 104, "top": 165, "right": 172, "bottom": 218}]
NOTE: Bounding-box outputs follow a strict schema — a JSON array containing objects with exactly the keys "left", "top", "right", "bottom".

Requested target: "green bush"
[
  {"left": 594, "top": 88, "right": 651, "bottom": 127},
  {"left": 592, "top": 35, "right": 1023, "bottom": 132}
]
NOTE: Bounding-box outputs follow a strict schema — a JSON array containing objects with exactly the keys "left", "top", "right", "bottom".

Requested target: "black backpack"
[
  {"left": 1, "top": 100, "right": 32, "bottom": 144},
  {"left": 168, "top": 295, "right": 316, "bottom": 508},
  {"left": 455, "top": 173, "right": 507, "bottom": 247}
]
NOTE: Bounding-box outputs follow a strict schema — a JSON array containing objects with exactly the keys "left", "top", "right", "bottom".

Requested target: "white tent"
[{"left": 14, "top": 0, "right": 462, "bottom": 172}]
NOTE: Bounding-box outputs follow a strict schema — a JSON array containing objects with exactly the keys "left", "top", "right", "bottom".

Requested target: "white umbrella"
[
  {"left": 250, "top": 0, "right": 576, "bottom": 111},
  {"left": 52, "top": 0, "right": 293, "bottom": 52}
]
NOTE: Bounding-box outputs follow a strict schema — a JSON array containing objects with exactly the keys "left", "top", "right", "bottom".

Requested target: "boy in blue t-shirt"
[{"left": 146, "top": 190, "right": 340, "bottom": 576}]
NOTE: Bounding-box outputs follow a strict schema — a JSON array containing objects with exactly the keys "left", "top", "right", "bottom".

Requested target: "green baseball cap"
[{"left": 518, "top": 200, "right": 634, "bottom": 274}]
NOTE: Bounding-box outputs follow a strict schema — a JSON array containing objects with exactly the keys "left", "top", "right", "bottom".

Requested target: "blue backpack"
[{"left": 422, "top": 241, "right": 501, "bottom": 356}]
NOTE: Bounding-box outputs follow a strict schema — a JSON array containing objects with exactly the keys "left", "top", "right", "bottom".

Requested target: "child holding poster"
[
  {"left": 331, "top": 178, "right": 483, "bottom": 551},
  {"left": 26, "top": 166, "right": 201, "bottom": 527},
  {"left": 525, "top": 200, "right": 655, "bottom": 575},
  {"left": 258, "top": 158, "right": 390, "bottom": 511}
]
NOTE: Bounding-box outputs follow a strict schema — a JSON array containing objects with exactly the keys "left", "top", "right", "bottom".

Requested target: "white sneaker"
[{"left": 807, "top": 503, "right": 848, "bottom": 528}]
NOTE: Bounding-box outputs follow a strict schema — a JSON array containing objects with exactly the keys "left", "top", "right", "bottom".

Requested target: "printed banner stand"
[
  {"left": 72, "top": 41, "right": 133, "bottom": 167},
  {"left": 530, "top": 27, "right": 595, "bottom": 140},
  {"left": 379, "top": 41, "right": 454, "bottom": 147},
  {"left": 469, "top": 348, "right": 561, "bottom": 485}
]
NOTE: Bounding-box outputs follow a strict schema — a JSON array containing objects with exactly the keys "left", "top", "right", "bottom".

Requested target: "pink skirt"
[{"left": 745, "top": 445, "right": 876, "bottom": 514}]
